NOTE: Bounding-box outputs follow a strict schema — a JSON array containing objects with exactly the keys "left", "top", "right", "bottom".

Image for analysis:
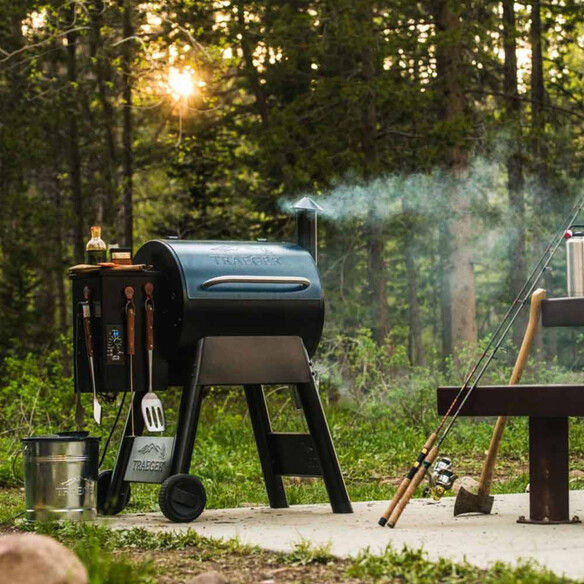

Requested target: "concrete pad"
[{"left": 103, "top": 491, "right": 584, "bottom": 579}]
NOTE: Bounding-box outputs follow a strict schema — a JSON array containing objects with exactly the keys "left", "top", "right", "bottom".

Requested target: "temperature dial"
[{"left": 106, "top": 325, "right": 125, "bottom": 365}]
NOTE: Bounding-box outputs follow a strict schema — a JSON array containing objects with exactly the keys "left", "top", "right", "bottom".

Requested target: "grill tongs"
[{"left": 81, "top": 286, "right": 101, "bottom": 425}]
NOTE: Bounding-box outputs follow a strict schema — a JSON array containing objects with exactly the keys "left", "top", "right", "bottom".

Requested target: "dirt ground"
[{"left": 125, "top": 548, "right": 364, "bottom": 584}]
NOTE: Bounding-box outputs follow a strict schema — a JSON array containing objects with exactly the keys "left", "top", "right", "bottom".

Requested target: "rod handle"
[
  {"left": 379, "top": 477, "right": 410, "bottom": 526},
  {"left": 388, "top": 445, "right": 439, "bottom": 528},
  {"left": 378, "top": 432, "right": 437, "bottom": 525}
]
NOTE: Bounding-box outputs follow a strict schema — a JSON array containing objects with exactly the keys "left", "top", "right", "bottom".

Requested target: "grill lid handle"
[{"left": 201, "top": 275, "right": 310, "bottom": 289}]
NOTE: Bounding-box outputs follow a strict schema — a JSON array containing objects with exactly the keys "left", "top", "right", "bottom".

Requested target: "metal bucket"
[{"left": 22, "top": 432, "right": 99, "bottom": 521}]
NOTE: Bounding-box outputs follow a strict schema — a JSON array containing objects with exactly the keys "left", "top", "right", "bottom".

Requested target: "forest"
[
  {"left": 1, "top": 0, "right": 584, "bottom": 380},
  {"left": 2, "top": 3, "right": 584, "bottom": 582}
]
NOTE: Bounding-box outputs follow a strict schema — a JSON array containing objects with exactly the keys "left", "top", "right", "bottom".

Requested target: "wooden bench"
[{"left": 437, "top": 384, "right": 584, "bottom": 524}]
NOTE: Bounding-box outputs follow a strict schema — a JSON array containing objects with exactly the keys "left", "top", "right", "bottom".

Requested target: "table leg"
[{"left": 517, "top": 417, "right": 579, "bottom": 524}]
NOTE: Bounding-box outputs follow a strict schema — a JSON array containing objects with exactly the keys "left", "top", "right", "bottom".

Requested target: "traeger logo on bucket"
[
  {"left": 124, "top": 437, "right": 175, "bottom": 484},
  {"left": 56, "top": 477, "right": 94, "bottom": 498}
]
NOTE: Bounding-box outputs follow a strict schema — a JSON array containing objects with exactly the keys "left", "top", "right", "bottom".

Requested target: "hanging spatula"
[
  {"left": 82, "top": 286, "right": 101, "bottom": 425},
  {"left": 141, "top": 282, "right": 165, "bottom": 432}
]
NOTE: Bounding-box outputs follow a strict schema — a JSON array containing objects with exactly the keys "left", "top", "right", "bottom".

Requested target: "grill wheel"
[
  {"left": 97, "top": 470, "right": 131, "bottom": 516},
  {"left": 159, "top": 473, "right": 207, "bottom": 523}
]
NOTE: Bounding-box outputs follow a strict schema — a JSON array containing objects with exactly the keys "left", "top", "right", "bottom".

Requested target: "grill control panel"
[
  {"left": 71, "top": 271, "right": 168, "bottom": 393},
  {"left": 106, "top": 325, "right": 125, "bottom": 365}
]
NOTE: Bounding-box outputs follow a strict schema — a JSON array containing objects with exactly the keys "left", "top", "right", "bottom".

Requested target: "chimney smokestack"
[{"left": 293, "top": 197, "right": 323, "bottom": 264}]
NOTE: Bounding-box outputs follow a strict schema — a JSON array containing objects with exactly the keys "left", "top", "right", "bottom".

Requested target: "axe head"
[{"left": 453, "top": 486, "right": 494, "bottom": 516}]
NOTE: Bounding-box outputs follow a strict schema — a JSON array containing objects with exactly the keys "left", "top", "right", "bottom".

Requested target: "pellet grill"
[{"left": 71, "top": 197, "right": 352, "bottom": 522}]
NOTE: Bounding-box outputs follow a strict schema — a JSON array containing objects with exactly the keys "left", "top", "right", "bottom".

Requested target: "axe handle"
[{"left": 476, "top": 288, "right": 546, "bottom": 498}]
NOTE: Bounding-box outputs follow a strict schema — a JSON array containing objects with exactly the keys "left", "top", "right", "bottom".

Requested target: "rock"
[
  {"left": 452, "top": 475, "right": 479, "bottom": 496},
  {"left": 0, "top": 533, "right": 87, "bottom": 584},
  {"left": 186, "top": 571, "right": 229, "bottom": 584}
]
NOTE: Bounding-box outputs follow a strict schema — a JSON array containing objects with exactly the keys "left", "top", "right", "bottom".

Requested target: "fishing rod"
[{"left": 378, "top": 190, "right": 584, "bottom": 528}]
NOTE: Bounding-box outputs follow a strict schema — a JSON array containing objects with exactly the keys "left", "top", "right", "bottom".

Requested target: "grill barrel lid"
[{"left": 136, "top": 240, "right": 323, "bottom": 301}]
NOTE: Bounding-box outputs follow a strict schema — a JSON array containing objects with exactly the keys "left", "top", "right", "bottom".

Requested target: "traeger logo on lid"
[
  {"left": 209, "top": 244, "right": 282, "bottom": 266},
  {"left": 210, "top": 255, "right": 282, "bottom": 266},
  {"left": 210, "top": 245, "right": 241, "bottom": 253}
]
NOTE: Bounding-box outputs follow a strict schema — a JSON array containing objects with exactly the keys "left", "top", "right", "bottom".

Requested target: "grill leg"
[
  {"left": 104, "top": 391, "right": 144, "bottom": 514},
  {"left": 244, "top": 384, "right": 288, "bottom": 508},
  {"left": 296, "top": 381, "right": 353, "bottom": 513},
  {"left": 171, "top": 357, "right": 205, "bottom": 475}
]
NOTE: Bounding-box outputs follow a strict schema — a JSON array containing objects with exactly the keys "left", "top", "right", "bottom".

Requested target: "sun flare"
[{"left": 168, "top": 66, "right": 196, "bottom": 101}]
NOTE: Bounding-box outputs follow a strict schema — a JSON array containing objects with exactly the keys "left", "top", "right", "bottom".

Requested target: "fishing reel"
[{"left": 423, "top": 456, "right": 457, "bottom": 501}]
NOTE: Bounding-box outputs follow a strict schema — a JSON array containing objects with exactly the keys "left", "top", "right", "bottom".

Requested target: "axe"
[{"left": 454, "top": 288, "right": 546, "bottom": 516}]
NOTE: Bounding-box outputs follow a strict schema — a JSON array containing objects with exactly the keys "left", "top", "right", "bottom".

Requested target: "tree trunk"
[
  {"left": 403, "top": 202, "right": 425, "bottom": 366},
  {"left": 120, "top": 0, "right": 134, "bottom": 249},
  {"left": 502, "top": 0, "right": 527, "bottom": 348},
  {"left": 45, "top": 41, "right": 69, "bottom": 341},
  {"left": 65, "top": 6, "right": 84, "bottom": 263},
  {"left": 366, "top": 220, "right": 390, "bottom": 344},
  {"left": 432, "top": 0, "right": 477, "bottom": 356},
  {"left": 438, "top": 224, "right": 453, "bottom": 359},
  {"left": 530, "top": 0, "right": 554, "bottom": 358},
  {"left": 237, "top": 1, "right": 270, "bottom": 129},
  {"left": 90, "top": 0, "right": 117, "bottom": 226},
  {"left": 361, "top": 2, "right": 389, "bottom": 344},
  {"left": 531, "top": 0, "right": 545, "bottom": 181}
]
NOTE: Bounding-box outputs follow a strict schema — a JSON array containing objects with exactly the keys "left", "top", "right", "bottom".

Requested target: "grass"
[
  {"left": 3, "top": 390, "right": 584, "bottom": 582},
  {"left": 84, "top": 390, "right": 584, "bottom": 513},
  {"left": 2, "top": 520, "right": 577, "bottom": 583},
  {"left": 348, "top": 546, "right": 573, "bottom": 583}
]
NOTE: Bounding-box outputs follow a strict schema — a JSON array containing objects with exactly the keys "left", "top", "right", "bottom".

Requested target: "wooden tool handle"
[
  {"left": 124, "top": 287, "right": 135, "bottom": 355},
  {"left": 388, "top": 445, "right": 439, "bottom": 528},
  {"left": 144, "top": 283, "right": 154, "bottom": 351},
  {"left": 144, "top": 282, "right": 154, "bottom": 301},
  {"left": 477, "top": 288, "right": 546, "bottom": 497},
  {"left": 509, "top": 288, "right": 546, "bottom": 385},
  {"left": 379, "top": 432, "right": 437, "bottom": 524},
  {"left": 126, "top": 307, "right": 135, "bottom": 355},
  {"left": 145, "top": 301, "right": 154, "bottom": 351},
  {"left": 477, "top": 416, "right": 508, "bottom": 497},
  {"left": 82, "top": 307, "right": 93, "bottom": 357}
]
